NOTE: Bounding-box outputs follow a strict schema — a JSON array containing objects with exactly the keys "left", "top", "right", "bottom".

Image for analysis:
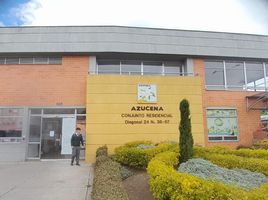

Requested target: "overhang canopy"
[{"left": 246, "top": 92, "right": 268, "bottom": 111}]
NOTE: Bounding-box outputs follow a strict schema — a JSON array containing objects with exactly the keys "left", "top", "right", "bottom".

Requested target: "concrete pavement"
[{"left": 0, "top": 160, "right": 93, "bottom": 200}]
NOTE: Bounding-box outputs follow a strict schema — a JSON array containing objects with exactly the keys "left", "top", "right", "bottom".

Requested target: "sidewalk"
[{"left": 0, "top": 160, "right": 93, "bottom": 200}]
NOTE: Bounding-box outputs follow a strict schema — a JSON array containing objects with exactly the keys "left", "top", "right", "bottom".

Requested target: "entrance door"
[{"left": 41, "top": 118, "right": 62, "bottom": 159}]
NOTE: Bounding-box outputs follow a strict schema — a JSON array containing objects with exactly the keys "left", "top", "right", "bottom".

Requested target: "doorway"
[
  {"left": 41, "top": 118, "right": 62, "bottom": 159},
  {"left": 41, "top": 117, "right": 76, "bottom": 159},
  {"left": 27, "top": 108, "right": 86, "bottom": 160}
]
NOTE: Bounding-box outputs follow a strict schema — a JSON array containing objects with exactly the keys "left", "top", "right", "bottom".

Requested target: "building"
[{"left": 0, "top": 26, "right": 268, "bottom": 163}]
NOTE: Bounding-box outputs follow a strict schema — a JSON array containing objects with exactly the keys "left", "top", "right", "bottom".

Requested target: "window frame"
[
  {"left": 0, "top": 56, "right": 62, "bottom": 65},
  {"left": 96, "top": 59, "right": 187, "bottom": 76},
  {"left": 0, "top": 107, "right": 26, "bottom": 143},
  {"left": 205, "top": 60, "right": 267, "bottom": 91},
  {"left": 206, "top": 107, "right": 239, "bottom": 142}
]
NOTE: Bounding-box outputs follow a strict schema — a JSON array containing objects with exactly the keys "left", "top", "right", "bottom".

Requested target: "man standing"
[{"left": 71, "top": 127, "right": 84, "bottom": 166}]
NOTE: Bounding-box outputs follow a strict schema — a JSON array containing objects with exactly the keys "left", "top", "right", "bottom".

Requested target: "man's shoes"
[{"left": 76, "top": 163, "right": 80, "bottom": 166}]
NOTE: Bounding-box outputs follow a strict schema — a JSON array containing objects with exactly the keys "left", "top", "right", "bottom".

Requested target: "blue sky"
[
  {"left": 0, "top": 0, "right": 267, "bottom": 35},
  {"left": 0, "top": 0, "right": 30, "bottom": 26}
]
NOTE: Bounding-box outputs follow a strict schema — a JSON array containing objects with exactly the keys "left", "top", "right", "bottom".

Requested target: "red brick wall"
[
  {"left": 0, "top": 56, "right": 89, "bottom": 106},
  {"left": 194, "top": 59, "right": 265, "bottom": 148}
]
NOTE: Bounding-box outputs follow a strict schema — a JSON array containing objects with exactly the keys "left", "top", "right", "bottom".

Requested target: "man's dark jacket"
[{"left": 71, "top": 133, "right": 84, "bottom": 147}]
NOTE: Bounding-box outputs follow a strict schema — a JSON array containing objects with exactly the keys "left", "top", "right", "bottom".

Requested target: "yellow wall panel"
[
  {"left": 87, "top": 75, "right": 202, "bottom": 85},
  {"left": 87, "top": 93, "right": 202, "bottom": 104},
  {"left": 86, "top": 75, "right": 205, "bottom": 163},
  {"left": 87, "top": 134, "right": 179, "bottom": 145},
  {"left": 87, "top": 84, "right": 202, "bottom": 95}
]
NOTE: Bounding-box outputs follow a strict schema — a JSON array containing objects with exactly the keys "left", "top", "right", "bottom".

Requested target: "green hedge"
[
  {"left": 194, "top": 147, "right": 268, "bottom": 176},
  {"left": 114, "top": 141, "right": 179, "bottom": 168},
  {"left": 147, "top": 151, "right": 268, "bottom": 200},
  {"left": 92, "top": 146, "right": 129, "bottom": 200},
  {"left": 194, "top": 146, "right": 268, "bottom": 160}
]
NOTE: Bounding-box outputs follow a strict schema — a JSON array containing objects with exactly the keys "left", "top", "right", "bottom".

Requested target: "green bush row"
[
  {"left": 147, "top": 151, "right": 268, "bottom": 200},
  {"left": 194, "top": 146, "right": 268, "bottom": 160},
  {"left": 92, "top": 146, "right": 129, "bottom": 200},
  {"left": 194, "top": 147, "right": 268, "bottom": 176},
  {"left": 114, "top": 141, "right": 179, "bottom": 168}
]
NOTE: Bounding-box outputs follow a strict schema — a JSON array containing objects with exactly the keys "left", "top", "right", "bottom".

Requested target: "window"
[
  {"left": 0, "top": 58, "right": 5, "bottom": 64},
  {"left": 205, "top": 60, "right": 267, "bottom": 91},
  {"left": 96, "top": 59, "right": 187, "bottom": 76},
  {"left": 143, "top": 61, "right": 163, "bottom": 75},
  {"left": 77, "top": 108, "right": 86, "bottom": 114},
  {"left": 207, "top": 109, "right": 238, "bottom": 141},
  {"left": 20, "top": 57, "right": 34, "bottom": 64},
  {"left": 43, "top": 108, "right": 75, "bottom": 114},
  {"left": 164, "top": 61, "right": 183, "bottom": 76},
  {"left": 205, "top": 61, "right": 225, "bottom": 89},
  {"left": 48, "top": 57, "right": 62, "bottom": 64},
  {"left": 34, "top": 57, "right": 48, "bottom": 64},
  {"left": 225, "top": 61, "right": 245, "bottom": 90},
  {"left": 29, "top": 116, "right": 41, "bottom": 142},
  {"left": 121, "top": 60, "right": 141, "bottom": 75},
  {"left": 6, "top": 57, "right": 19, "bottom": 64},
  {"left": 0, "top": 56, "right": 62, "bottom": 65},
  {"left": 246, "top": 62, "right": 265, "bottom": 91},
  {"left": 0, "top": 108, "right": 24, "bottom": 138},
  {"left": 97, "top": 60, "right": 120, "bottom": 74}
]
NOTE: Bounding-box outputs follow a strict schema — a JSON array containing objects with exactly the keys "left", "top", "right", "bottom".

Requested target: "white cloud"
[
  {"left": 11, "top": 0, "right": 41, "bottom": 25},
  {"left": 15, "top": 0, "right": 268, "bottom": 34},
  {"left": 0, "top": 21, "right": 4, "bottom": 26}
]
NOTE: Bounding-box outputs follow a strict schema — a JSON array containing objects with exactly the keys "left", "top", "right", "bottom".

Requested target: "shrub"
[
  {"left": 136, "top": 144, "right": 155, "bottom": 149},
  {"left": 92, "top": 146, "right": 129, "bottom": 200},
  {"left": 95, "top": 145, "right": 108, "bottom": 157},
  {"left": 194, "top": 147, "right": 268, "bottom": 176},
  {"left": 124, "top": 140, "right": 153, "bottom": 148},
  {"left": 147, "top": 151, "right": 268, "bottom": 200},
  {"left": 114, "top": 141, "right": 179, "bottom": 168},
  {"left": 179, "top": 99, "right": 193, "bottom": 163},
  {"left": 194, "top": 146, "right": 268, "bottom": 160},
  {"left": 253, "top": 138, "right": 268, "bottom": 149},
  {"left": 178, "top": 158, "right": 268, "bottom": 189},
  {"left": 151, "top": 151, "right": 179, "bottom": 167}
]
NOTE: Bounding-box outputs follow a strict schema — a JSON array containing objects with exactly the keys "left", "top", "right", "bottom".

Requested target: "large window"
[
  {"left": 96, "top": 59, "right": 188, "bottom": 76},
  {"left": 225, "top": 61, "right": 245, "bottom": 90},
  {"left": 143, "top": 61, "right": 163, "bottom": 75},
  {"left": 204, "top": 61, "right": 225, "bottom": 89},
  {"left": 0, "top": 108, "right": 24, "bottom": 138},
  {"left": 97, "top": 60, "right": 120, "bottom": 74},
  {"left": 164, "top": 61, "right": 183, "bottom": 76},
  {"left": 205, "top": 60, "right": 267, "bottom": 91},
  {"left": 121, "top": 60, "right": 141, "bottom": 75},
  {"left": 246, "top": 62, "right": 265, "bottom": 91},
  {"left": 207, "top": 109, "right": 238, "bottom": 141}
]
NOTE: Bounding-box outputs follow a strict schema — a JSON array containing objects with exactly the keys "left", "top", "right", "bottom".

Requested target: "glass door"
[{"left": 41, "top": 118, "right": 62, "bottom": 159}]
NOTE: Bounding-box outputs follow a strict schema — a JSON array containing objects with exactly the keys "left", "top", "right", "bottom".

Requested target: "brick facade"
[
  {"left": 194, "top": 59, "right": 266, "bottom": 148},
  {"left": 0, "top": 56, "right": 89, "bottom": 106}
]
